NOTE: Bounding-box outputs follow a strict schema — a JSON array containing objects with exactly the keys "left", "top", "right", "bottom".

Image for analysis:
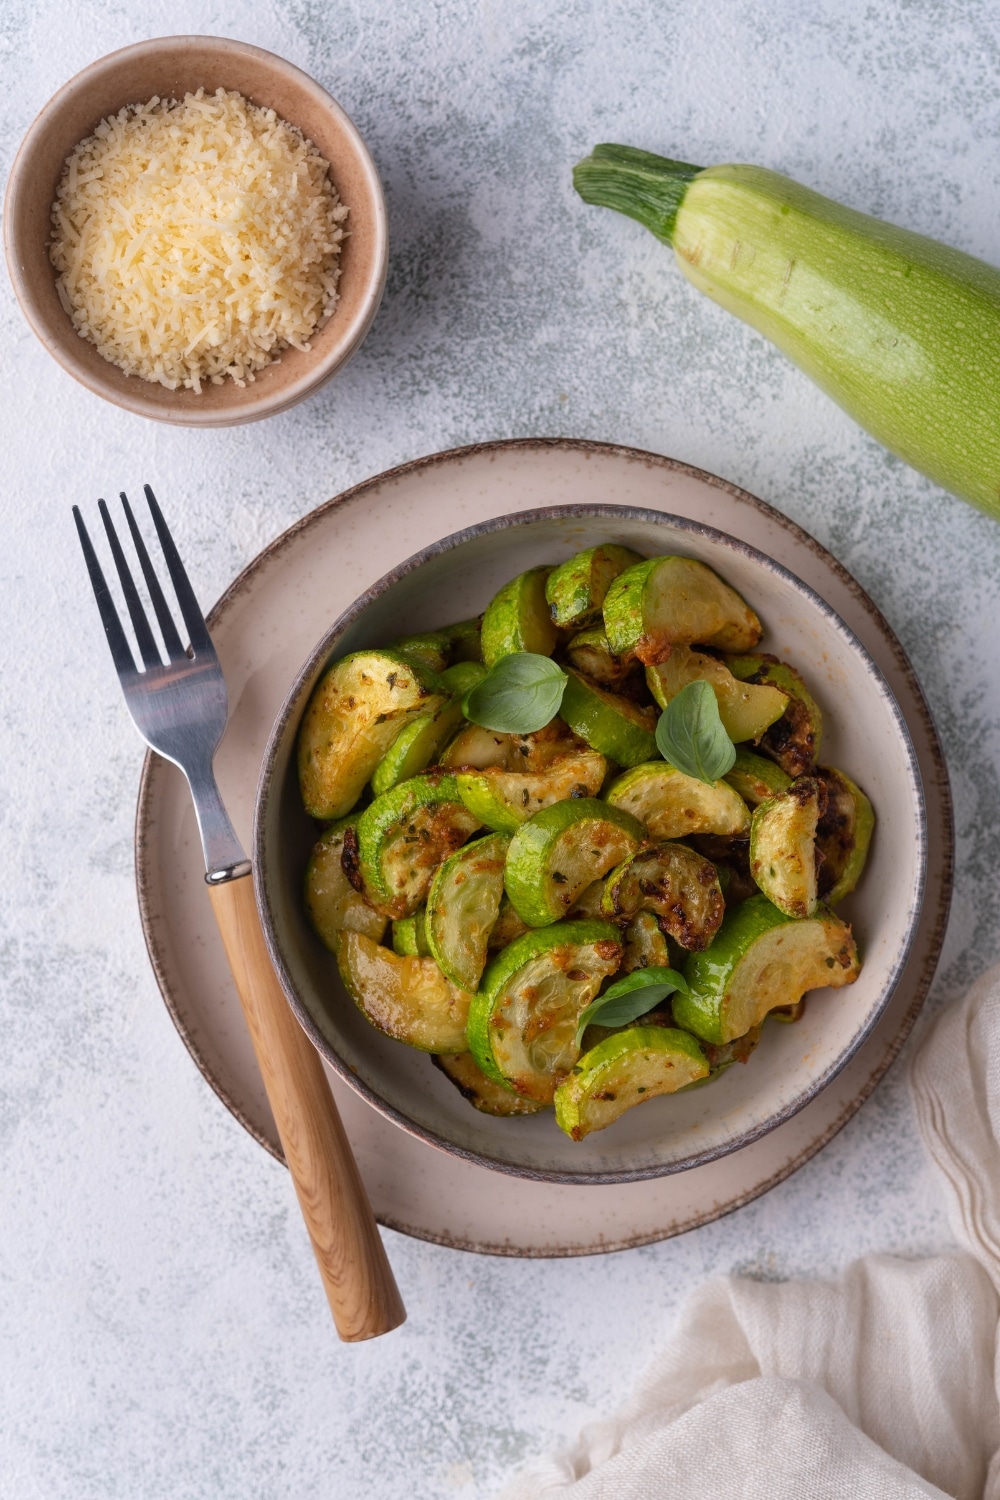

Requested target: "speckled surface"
[{"left": 2, "top": 2, "right": 999, "bottom": 1495}]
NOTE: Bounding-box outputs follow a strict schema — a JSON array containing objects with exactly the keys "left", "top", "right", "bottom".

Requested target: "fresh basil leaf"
[
  {"left": 462, "top": 652, "right": 568, "bottom": 734},
  {"left": 655, "top": 679, "right": 736, "bottom": 785},
  {"left": 574, "top": 966, "right": 689, "bottom": 1046}
]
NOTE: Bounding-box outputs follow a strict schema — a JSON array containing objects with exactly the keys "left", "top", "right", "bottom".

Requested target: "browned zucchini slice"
[
  {"left": 749, "top": 777, "right": 825, "bottom": 918},
  {"left": 503, "top": 799, "right": 643, "bottom": 926},
  {"left": 425, "top": 833, "right": 509, "bottom": 991},
  {"left": 604, "top": 557, "right": 762, "bottom": 664},
  {"left": 566, "top": 627, "right": 644, "bottom": 691},
  {"left": 467, "top": 921, "right": 624, "bottom": 1102},
  {"left": 354, "top": 771, "right": 482, "bottom": 919},
  {"left": 554, "top": 1026, "right": 709, "bottom": 1139},
  {"left": 646, "top": 646, "right": 786, "bottom": 743},
  {"left": 725, "top": 654, "right": 823, "bottom": 776},
  {"left": 675, "top": 895, "right": 859, "bottom": 1045},
  {"left": 297, "top": 649, "right": 445, "bottom": 820},
  {"left": 304, "top": 821, "right": 388, "bottom": 950},
  {"left": 432, "top": 1052, "right": 548, "bottom": 1115},
  {"left": 454, "top": 750, "right": 607, "bottom": 833},
  {"left": 337, "top": 933, "right": 473, "bottom": 1052},
  {"left": 815, "top": 767, "right": 876, "bottom": 906},
  {"left": 601, "top": 843, "right": 724, "bottom": 951},
  {"left": 605, "top": 761, "right": 750, "bottom": 839}
]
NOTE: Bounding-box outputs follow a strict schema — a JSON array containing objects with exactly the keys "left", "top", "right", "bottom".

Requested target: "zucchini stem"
[{"left": 573, "top": 144, "right": 702, "bottom": 245}]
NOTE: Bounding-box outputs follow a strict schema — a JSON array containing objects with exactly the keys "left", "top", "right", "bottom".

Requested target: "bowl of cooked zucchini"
[{"left": 253, "top": 505, "right": 925, "bottom": 1182}]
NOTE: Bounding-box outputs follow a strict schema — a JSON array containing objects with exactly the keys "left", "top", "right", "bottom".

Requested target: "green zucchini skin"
[
  {"left": 575, "top": 144, "right": 1000, "bottom": 519},
  {"left": 355, "top": 772, "right": 482, "bottom": 918}
]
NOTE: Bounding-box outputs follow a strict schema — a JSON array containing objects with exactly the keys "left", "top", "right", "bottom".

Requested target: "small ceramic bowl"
[
  {"left": 3, "top": 36, "right": 387, "bottom": 426},
  {"left": 254, "top": 505, "right": 927, "bottom": 1184}
]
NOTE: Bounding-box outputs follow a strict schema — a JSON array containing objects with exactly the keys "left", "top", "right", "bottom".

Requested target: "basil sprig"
[
  {"left": 655, "top": 679, "right": 736, "bottom": 785},
  {"left": 574, "top": 966, "right": 689, "bottom": 1047},
  {"left": 462, "top": 652, "right": 568, "bottom": 734}
]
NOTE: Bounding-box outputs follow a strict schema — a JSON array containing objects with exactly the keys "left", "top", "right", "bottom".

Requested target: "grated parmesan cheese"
[{"left": 49, "top": 89, "right": 349, "bottom": 393}]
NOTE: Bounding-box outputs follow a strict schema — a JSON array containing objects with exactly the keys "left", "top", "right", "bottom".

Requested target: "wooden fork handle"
[{"left": 207, "top": 874, "right": 406, "bottom": 1341}]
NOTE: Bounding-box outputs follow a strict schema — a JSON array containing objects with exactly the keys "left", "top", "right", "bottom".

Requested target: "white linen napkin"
[{"left": 499, "top": 964, "right": 1000, "bottom": 1500}]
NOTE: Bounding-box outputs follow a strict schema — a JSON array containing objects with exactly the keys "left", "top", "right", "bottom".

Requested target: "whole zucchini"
[{"left": 574, "top": 144, "right": 1000, "bottom": 519}]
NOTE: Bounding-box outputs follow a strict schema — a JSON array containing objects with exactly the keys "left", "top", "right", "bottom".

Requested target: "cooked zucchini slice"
[
  {"left": 601, "top": 843, "right": 724, "bottom": 951},
  {"left": 441, "top": 723, "right": 513, "bottom": 769},
  {"left": 432, "top": 1052, "right": 549, "bottom": 1115},
  {"left": 815, "top": 767, "right": 875, "bottom": 906},
  {"left": 297, "top": 649, "right": 445, "bottom": 820},
  {"left": 440, "top": 719, "right": 580, "bottom": 773},
  {"left": 468, "top": 921, "right": 624, "bottom": 1101},
  {"left": 545, "top": 544, "right": 644, "bottom": 630},
  {"left": 723, "top": 748, "right": 794, "bottom": 807},
  {"left": 749, "top": 777, "right": 825, "bottom": 918},
  {"left": 705, "top": 1024, "right": 764, "bottom": 1068},
  {"left": 508, "top": 721, "right": 588, "bottom": 771},
  {"left": 604, "top": 761, "right": 750, "bottom": 839},
  {"left": 370, "top": 697, "right": 465, "bottom": 795},
  {"left": 336, "top": 932, "right": 472, "bottom": 1052},
  {"left": 646, "top": 646, "right": 786, "bottom": 743},
  {"left": 674, "top": 895, "right": 860, "bottom": 1045},
  {"left": 566, "top": 627, "right": 642, "bottom": 690},
  {"left": 559, "top": 670, "right": 658, "bottom": 767},
  {"left": 504, "top": 798, "right": 644, "bottom": 927},
  {"left": 725, "top": 654, "right": 823, "bottom": 776},
  {"left": 355, "top": 771, "right": 483, "bottom": 918},
  {"left": 391, "top": 631, "right": 451, "bottom": 674},
  {"left": 455, "top": 750, "right": 607, "bottom": 833},
  {"left": 392, "top": 908, "right": 430, "bottom": 956},
  {"left": 603, "top": 557, "right": 762, "bottom": 665},
  {"left": 488, "top": 896, "right": 531, "bottom": 949},
  {"left": 622, "top": 909, "right": 675, "bottom": 973},
  {"left": 439, "top": 617, "right": 484, "bottom": 664},
  {"left": 688, "top": 833, "right": 757, "bottom": 906},
  {"left": 425, "top": 832, "right": 510, "bottom": 991},
  {"left": 554, "top": 1025, "right": 709, "bottom": 1139},
  {"left": 304, "top": 821, "right": 388, "bottom": 950},
  {"left": 481, "top": 566, "right": 559, "bottom": 667},
  {"left": 566, "top": 879, "right": 608, "bottom": 920},
  {"left": 439, "top": 661, "right": 487, "bottom": 696}
]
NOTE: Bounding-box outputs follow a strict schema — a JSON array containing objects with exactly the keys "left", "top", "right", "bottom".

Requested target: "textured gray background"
[{"left": 2, "top": 1, "right": 999, "bottom": 1496}]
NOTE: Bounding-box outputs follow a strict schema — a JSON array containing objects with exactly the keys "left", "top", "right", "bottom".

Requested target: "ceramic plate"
[{"left": 135, "top": 440, "right": 953, "bottom": 1255}]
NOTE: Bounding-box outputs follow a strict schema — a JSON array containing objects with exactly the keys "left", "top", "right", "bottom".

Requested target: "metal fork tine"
[
  {"left": 72, "top": 506, "right": 138, "bottom": 678},
  {"left": 98, "top": 499, "right": 162, "bottom": 671},
  {"left": 120, "top": 492, "right": 186, "bottom": 661},
  {"left": 143, "top": 484, "right": 214, "bottom": 656}
]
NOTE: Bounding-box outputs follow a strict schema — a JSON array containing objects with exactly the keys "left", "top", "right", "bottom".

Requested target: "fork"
[{"left": 74, "top": 485, "right": 406, "bottom": 1342}]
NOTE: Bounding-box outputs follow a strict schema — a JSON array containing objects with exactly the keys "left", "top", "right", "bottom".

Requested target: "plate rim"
[
  {"left": 134, "top": 437, "right": 954, "bottom": 1252},
  {"left": 252, "top": 497, "right": 928, "bottom": 1184}
]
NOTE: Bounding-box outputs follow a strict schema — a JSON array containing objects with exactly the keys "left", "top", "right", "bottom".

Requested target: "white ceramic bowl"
[{"left": 253, "top": 504, "right": 926, "bottom": 1183}]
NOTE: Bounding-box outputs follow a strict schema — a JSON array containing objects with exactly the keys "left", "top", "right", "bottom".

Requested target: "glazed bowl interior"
[
  {"left": 254, "top": 505, "right": 926, "bottom": 1183},
  {"left": 3, "top": 36, "right": 387, "bottom": 426}
]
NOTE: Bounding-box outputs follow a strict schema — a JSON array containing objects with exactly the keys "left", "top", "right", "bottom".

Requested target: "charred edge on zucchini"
[
  {"left": 341, "top": 825, "right": 364, "bottom": 892},
  {"left": 605, "top": 844, "right": 724, "bottom": 951},
  {"left": 688, "top": 834, "right": 757, "bottom": 904},
  {"left": 815, "top": 769, "right": 855, "bottom": 900},
  {"left": 796, "top": 774, "right": 828, "bottom": 891},
  {"left": 736, "top": 654, "right": 818, "bottom": 776}
]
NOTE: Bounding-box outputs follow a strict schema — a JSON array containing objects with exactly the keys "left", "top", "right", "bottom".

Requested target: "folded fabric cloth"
[{"left": 500, "top": 964, "right": 1000, "bottom": 1500}]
